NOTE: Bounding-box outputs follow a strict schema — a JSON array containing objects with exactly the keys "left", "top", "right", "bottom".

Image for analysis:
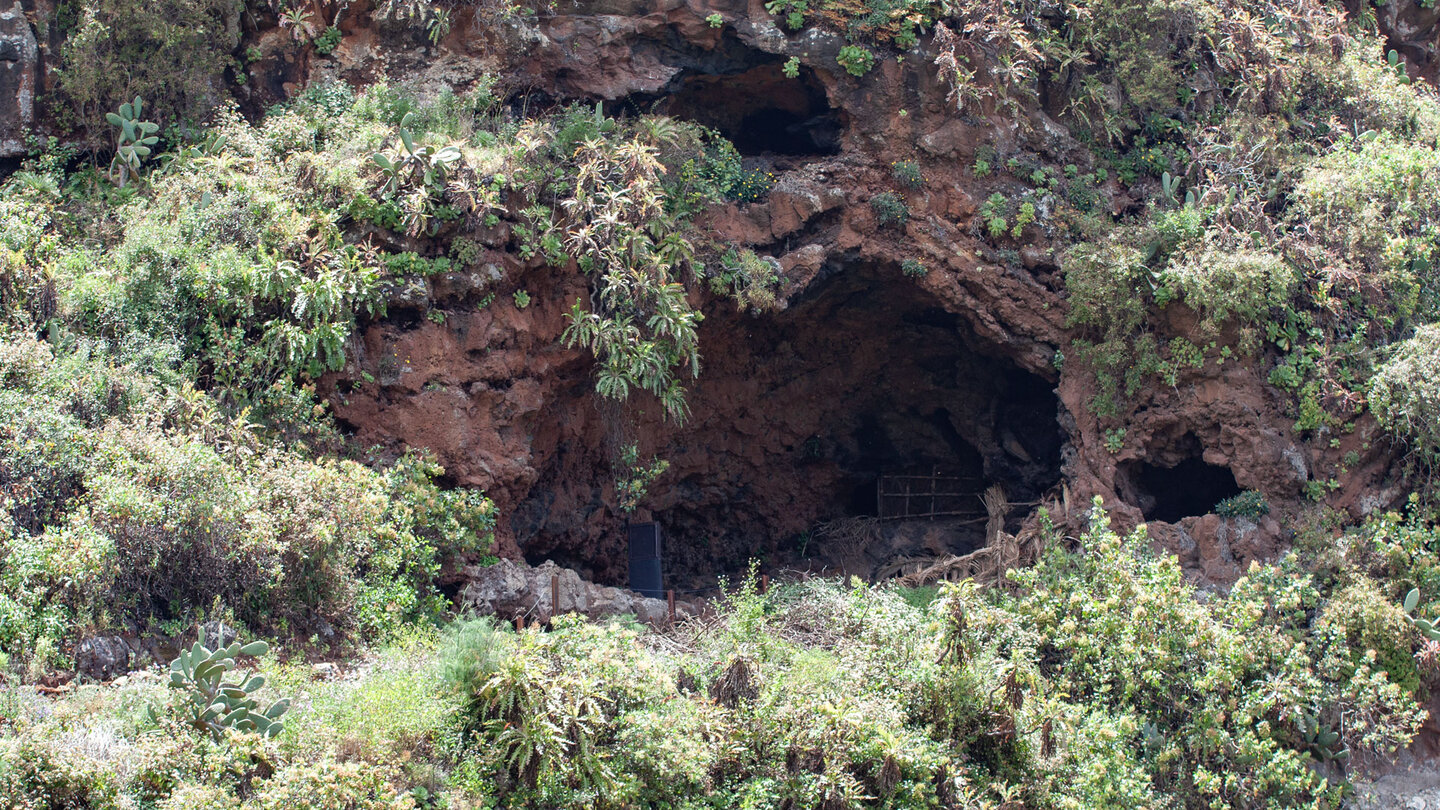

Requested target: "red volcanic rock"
[{"left": 305, "top": 0, "right": 1415, "bottom": 597}]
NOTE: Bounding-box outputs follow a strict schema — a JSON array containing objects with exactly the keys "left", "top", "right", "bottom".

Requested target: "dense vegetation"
[
  {"left": 6, "top": 507, "right": 1440, "bottom": 807},
  {"left": 4, "top": 0, "right": 1440, "bottom": 806},
  {"left": 0, "top": 74, "right": 777, "bottom": 666}
]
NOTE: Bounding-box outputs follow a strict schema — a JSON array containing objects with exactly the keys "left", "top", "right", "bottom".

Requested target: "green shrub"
[
  {"left": 249, "top": 760, "right": 412, "bottom": 810},
  {"left": 158, "top": 784, "right": 242, "bottom": 810},
  {"left": 890, "top": 159, "right": 923, "bottom": 188},
  {"left": 1370, "top": 326, "right": 1440, "bottom": 472},
  {"left": 1215, "top": 490, "right": 1269, "bottom": 518},
  {"left": 0, "top": 336, "right": 494, "bottom": 660},
  {"left": 870, "top": 191, "right": 908, "bottom": 226},
  {"left": 0, "top": 736, "right": 123, "bottom": 809},
  {"left": 54, "top": 0, "right": 241, "bottom": 132},
  {"left": 900, "top": 258, "right": 927, "bottom": 277},
  {"left": 314, "top": 26, "right": 342, "bottom": 56},
  {"left": 1316, "top": 579, "right": 1422, "bottom": 696},
  {"left": 727, "top": 167, "right": 775, "bottom": 203},
  {"left": 1011, "top": 504, "right": 1425, "bottom": 806},
  {"left": 1161, "top": 245, "right": 1295, "bottom": 331},
  {"left": 836, "top": 45, "right": 876, "bottom": 77}
]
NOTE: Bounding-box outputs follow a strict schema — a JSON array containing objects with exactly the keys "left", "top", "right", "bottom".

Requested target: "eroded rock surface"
[
  {"left": 0, "top": 0, "right": 37, "bottom": 157},
  {"left": 299, "top": 1, "right": 1418, "bottom": 593}
]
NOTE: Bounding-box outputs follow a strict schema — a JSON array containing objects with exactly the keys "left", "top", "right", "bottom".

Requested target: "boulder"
[
  {"left": 74, "top": 635, "right": 131, "bottom": 681},
  {"left": 459, "top": 558, "right": 697, "bottom": 625}
]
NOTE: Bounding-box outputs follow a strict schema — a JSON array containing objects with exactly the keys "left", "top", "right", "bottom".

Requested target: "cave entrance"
[
  {"left": 642, "top": 262, "right": 1065, "bottom": 584},
  {"left": 614, "top": 62, "right": 843, "bottom": 157},
  {"left": 1118, "top": 437, "right": 1242, "bottom": 522}
]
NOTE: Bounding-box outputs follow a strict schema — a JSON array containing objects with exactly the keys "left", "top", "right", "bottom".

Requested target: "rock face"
[
  {"left": 1352, "top": 0, "right": 1440, "bottom": 85},
  {"left": 0, "top": 0, "right": 36, "bottom": 157},
  {"left": 73, "top": 635, "right": 131, "bottom": 682},
  {"left": 312, "top": 0, "right": 1389, "bottom": 592},
  {"left": 458, "top": 558, "right": 696, "bottom": 625}
]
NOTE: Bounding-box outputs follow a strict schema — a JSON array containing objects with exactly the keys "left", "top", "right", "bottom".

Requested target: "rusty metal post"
[
  {"left": 760, "top": 574, "right": 769, "bottom": 594},
  {"left": 550, "top": 574, "right": 560, "bottom": 621},
  {"left": 515, "top": 614, "right": 524, "bottom": 631},
  {"left": 667, "top": 590, "right": 676, "bottom": 624}
]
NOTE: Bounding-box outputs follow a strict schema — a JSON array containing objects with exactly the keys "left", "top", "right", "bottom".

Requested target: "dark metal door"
[{"left": 628, "top": 522, "right": 664, "bottom": 598}]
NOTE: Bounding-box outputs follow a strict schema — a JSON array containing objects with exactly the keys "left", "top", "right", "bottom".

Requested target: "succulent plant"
[
  {"left": 161, "top": 628, "right": 289, "bottom": 741},
  {"left": 1299, "top": 712, "right": 1347, "bottom": 762},
  {"left": 371, "top": 112, "right": 462, "bottom": 196},
  {"left": 105, "top": 97, "right": 160, "bottom": 187},
  {"left": 1403, "top": 588, "right": 1440, "bottom": 641}
]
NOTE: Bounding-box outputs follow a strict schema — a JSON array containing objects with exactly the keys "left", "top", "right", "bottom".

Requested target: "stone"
[
  {"left": 458, "top": 558, "right": 695, "bottom": 625},
  {"left": 201, "top": 620, "right": 238, "bottom": 649},
  {"left": 0, "top": 0, "right": 36, "bottom": 157},
  {"left": 74, "top": 635, "right": 131, "bottom": 681}
]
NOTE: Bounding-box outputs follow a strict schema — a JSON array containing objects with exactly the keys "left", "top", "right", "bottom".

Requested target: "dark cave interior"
[
  {"left": 610, "top": 61, "right": 844, "bottom": 157},
  {"left": 1117, "top": 434, "right": 1243, "bottom": 523},
  {"left": 620, "top": 262, "right": 1066, "bottom": 585}
]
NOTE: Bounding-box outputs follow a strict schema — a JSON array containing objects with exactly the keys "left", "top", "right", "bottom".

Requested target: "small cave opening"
[
  {"left": 616, "top": 262, "right": 1068, "bottom": 587},
  {"left": 613, "top": 62, "right": 844, "bottom": 157},
  {"left": 1118, "top": 437, "right": 1243, "bottom": 523}
]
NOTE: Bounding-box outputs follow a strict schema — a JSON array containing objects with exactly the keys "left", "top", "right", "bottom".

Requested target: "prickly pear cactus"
[
  {"left": 104, "top": 96, "right": 160, "bottom": 187},
  {"left": 1403, "top": 588, "right": 1440, "bottom": 641},
  {"left": 164, "top": 628, "right": 289, "bottom": 741}
]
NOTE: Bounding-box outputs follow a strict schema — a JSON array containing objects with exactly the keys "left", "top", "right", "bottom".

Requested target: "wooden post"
[
  {"left": 930, "top": 464, "right": 938, "bottom": 521},
  {"left": 550, "top": 575, "right": 560, "bottom": 621},
  {"left": 760, "top": 574, "right": 769, "bottom": 594},
  {"left": 667, "top": 590, "right": 676, "bottom": 624},
  {"left": 514, "top": 614, "right": 524, "bottom": 631}
]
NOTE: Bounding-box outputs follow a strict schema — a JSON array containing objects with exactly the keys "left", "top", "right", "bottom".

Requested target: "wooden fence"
[{"left": 876, "top": 466, "right": 988, "bottom": 521}]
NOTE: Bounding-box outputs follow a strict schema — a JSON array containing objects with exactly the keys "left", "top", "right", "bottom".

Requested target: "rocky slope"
[
  {"left": 4, "top": 0, "right": 1431, "bottom": 590},
  {"left": 260, "top": 0, "right": 1405, "bottom": 587}
]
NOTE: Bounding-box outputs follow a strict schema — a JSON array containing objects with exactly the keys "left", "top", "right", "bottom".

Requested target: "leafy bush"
[
  {"left": 54, "top": 0, "right": 241, "bottom": 132},
  {"left": 0, "top": 335, "right": 494, "bottom": 662},
  {"left": 891, "top": 159, "right": 923, "bottom": 188},
  {"left": 1370, "top": 325, "right": 1440, "bottom": 473},
  {"left": 1161, "top": 246, "right": 1295, "bottom": 329},
  {"left": 1215, "top": 490, "right": 1269, "bottom": 518},
  {"left": 3, "top": 503, "right": 1433, "bottom": 807},
  {"left": 1011, "top": 504, "right": 1425, "bottom": 806},
  {"left": 249, "top": 760, "right": 413, "bottom": 810},
  {"left": 836, "top": 45, "right": 876, "bottom": 77},
  {"left": 870, "top": 191, "right": 909, "bottom": 227}
]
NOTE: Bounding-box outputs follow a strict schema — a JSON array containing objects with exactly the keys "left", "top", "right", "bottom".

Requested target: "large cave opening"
[
  {"left": 622, "top": 262, "right": 1066, "bottom": 587},
  {"left": 612, "top": 61, "right": 843, "bottom": 157}
]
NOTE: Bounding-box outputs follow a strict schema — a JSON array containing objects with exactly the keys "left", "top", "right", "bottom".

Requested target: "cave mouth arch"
[
  {"left": 611, "top": 62, "right": 844, "bottom": 157},
  {"left": 1117, "top": 436, "right": 1243, "bottom": 523},
  {"left": 614, "top": 261, "right": 1067, "bottom": 586}
]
